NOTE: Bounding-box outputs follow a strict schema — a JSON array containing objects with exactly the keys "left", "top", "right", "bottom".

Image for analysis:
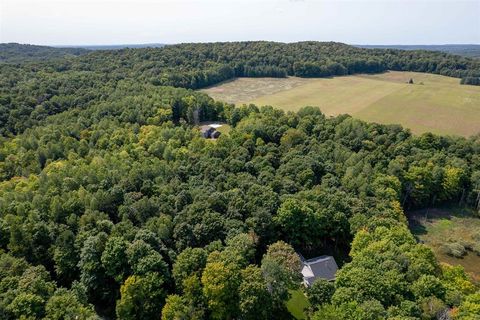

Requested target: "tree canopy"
[{"left": 0, "top": 42, "right": 479, "bottom": 319}]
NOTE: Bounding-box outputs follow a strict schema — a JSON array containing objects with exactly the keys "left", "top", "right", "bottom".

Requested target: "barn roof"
[{"left": 301, "top": 255, "right": 338, "bottom": 285}]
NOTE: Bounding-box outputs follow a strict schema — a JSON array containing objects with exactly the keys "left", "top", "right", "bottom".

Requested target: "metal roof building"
[{"left": 301, "top": 255, "right": 338, "bottom": 286}]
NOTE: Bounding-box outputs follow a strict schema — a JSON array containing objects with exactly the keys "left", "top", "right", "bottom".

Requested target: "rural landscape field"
[
  {"left": 410, "top": 208, "right": 480, "bottom": 280},
  {"left": 2, "top": 0, "right": 480, "bottom": 319},
  {"left": 202, "top": 71, "right": 480, "bottom": 137}
]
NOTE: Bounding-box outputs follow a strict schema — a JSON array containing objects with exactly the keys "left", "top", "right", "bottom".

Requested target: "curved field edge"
[{"left": 200, "top": 71, "right": 480, "bottom": 137}]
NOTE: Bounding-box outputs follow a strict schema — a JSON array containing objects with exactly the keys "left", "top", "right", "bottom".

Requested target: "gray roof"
[
  {"left": 303, "top": 255, "right": 338, "bottom": 285},
  {"left": 200, "top": 125, "right": 215, "bottom": 133}
]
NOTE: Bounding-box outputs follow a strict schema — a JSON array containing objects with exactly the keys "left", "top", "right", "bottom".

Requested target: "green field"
[
  {"left": 201, "top": 71, "right": 480, "bottom": 137},
  {"left": 409, "top": 207, "right": 480, "bottom": 281},
  {"left": 286, "top": 289, "right": 310, "bottom": 319}
]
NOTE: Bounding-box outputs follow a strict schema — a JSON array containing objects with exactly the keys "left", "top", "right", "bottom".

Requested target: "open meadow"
[
  {"left": 201, "top": 71, "right": 480, "bottom": 137},
  {"left": 409, "top": 207, "right": 480, "bottom": 281}
]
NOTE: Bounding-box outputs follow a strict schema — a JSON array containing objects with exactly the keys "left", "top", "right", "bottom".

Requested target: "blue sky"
[{"left": 1, "top": 0, "right": 479, "bottom": 45}]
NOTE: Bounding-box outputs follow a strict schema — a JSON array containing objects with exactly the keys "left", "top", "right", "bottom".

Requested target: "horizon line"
[{"left": 3, "top": 41, "right": 480, "bottom": 48}]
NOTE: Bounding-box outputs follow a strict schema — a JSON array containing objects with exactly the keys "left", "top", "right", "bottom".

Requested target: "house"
[
  {"left": 211, "top": 130, "right": 221, "bottom": 139},
  {"left": 200, "top": 125, "right": 216, "bottom": 138},
  {"left": 200, "top": 124, "right": 222, "bottom": 139},
  {"left": 300, "top": 255, "right": 338, "bottom": 287}
]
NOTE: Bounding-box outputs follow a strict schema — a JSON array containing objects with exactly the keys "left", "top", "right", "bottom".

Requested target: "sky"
[{"left": 1, "top": 0, "right": 479, "bottom": 46}]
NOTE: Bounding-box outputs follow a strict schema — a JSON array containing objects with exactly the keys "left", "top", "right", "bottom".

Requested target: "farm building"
[
  {"left": 300, "top": 255, "right": 338, "bottom": 287},
  {"left": 200, "top": 124, "right": 222, "bottom": 139}
]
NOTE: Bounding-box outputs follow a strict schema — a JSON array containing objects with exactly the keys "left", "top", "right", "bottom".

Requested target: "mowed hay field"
[{"left": 201, "top": 71, "right": 480, "bottom": 137}]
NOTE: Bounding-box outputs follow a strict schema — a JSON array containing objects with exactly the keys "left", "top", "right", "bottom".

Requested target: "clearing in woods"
[
  {"left": 409, "top": 207, "right": 480, "bottom": 281},
  {"left": 200, "top": 71, "right": 480, "bottom": 137}
]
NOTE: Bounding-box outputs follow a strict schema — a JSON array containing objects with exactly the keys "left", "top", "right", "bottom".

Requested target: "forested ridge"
[
  {"left": 2, "top": 41, "right": 480, "bottom": 136},
  {"left": 358, "top": 45, "right": 480, "bottom": 59},
  {"left": 0, "top": 43, "right": 89, "bottom": 63},
  {"left": 0, "top": 42, "right": 480, "bottom": 319}
]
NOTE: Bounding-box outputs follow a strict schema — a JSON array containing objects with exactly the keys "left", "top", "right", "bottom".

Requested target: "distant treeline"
[
  {"left": 357, "top": 44, "right": 480, "bottom": 58},
  {"left": 1, "top": 41, "right": 480, "bottom": 320},
  {"left": 58, "top": 43, "right": 166, "bottom": 50},
  {"left": 461, "top": 76, "right": 480, "bottom": 85},
  {"left": 2, "top": 41, "right": 480, "bottom": 136},
  {"left": 63, "top": 42, "right": 480, "bottom": 88},
  {"left": 0, "top": 43, "right": 89, "bottom": 63}
]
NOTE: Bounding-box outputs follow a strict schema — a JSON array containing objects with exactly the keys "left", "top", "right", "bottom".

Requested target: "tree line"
[
  {"left": 2, "top": 41, "right": 480, "bottom": 136},
  {"left": 0, "top": 42, "right": 479, "bottom": 319}
]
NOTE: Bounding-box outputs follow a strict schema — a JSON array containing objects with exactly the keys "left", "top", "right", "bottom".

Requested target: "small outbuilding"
[
  {"left": 200, "top": 124, "right": 222, "bottom": 139},
  {"left": 300, "top": 255, "right": 338, "bottom": 287}
]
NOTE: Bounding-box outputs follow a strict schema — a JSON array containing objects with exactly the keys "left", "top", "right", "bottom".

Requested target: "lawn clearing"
[
  {"left": 215, "top": 124, "right": 231, "bottom": 135},
  {"left": 286, "top": 289, "right": 310, "bottom": 320},
  {"left": 200, "top": 71, "right": 480, "bottom": 137},
  {"left": 409, "top": 207, "right": 480, "bottom": 280},
  {"left": 197, "top": 122, "right": 231, "bottom": 140}
]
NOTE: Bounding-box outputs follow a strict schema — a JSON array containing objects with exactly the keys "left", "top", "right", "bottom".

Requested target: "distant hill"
[
  {"left": 1, "top": 40, "right": 479, "bottom": 136},
  {"left": 0, "top": 43, "right": 167, "bottom": 63},
  {"left": 56, "top": 43, "right": 166, "bottom": 50},
  {"left": 357, "top": 44, "right": 480, "bottom": 58},
  {"left": 0, "top": 43, "right": 89, "bottom": 63}
]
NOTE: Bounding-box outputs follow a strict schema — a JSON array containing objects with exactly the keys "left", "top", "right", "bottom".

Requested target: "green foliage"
[
  {"left": 441, "top": 264, "right": 477, "bottom": 300},
  {"left": 0, "top": 253, "right": 95, "bottom": 319},
  {"left": 201, "top": 260, "right": 240, "bottom": 320},
  {"left": 2, "top": 41, "right": 480, "bottom": 137},
  {"left": 307, "top": 279, "right": 335, "bottom": 309},
  {"left": 1, "top": 46, "right": 479, "bottom": 318},
  {"left": 172, "top": 247, "right": 208, "bottom": 290},
  {"left": 161, "top": 294, "right": 190, "bottom": 320},
  {"left": 0, "top": 43, "right": 88, "bottom": 63},
  {"left": 460, "top": 76, "right": 480, "bottom": 86},
  {"left": 238, "top": 265, "right": 273, "bottom": 320},
  {"left": 440, "top": 242, "right": 467, "bottom": 258},
  {"left": 116, "top": 273, "right": 166, "bottom": 320},
  {"left": 455, "top": 292, "right": 480, "bottom": 319},
  {"left": 222, "top": 233, "right": 257, "bottom": 267},
  {"left": 261, "top": 241, "right": 302, "bottom": 304},
  {"left": 44, "top": 288, "right": 98, "bottom": 320},
  {"left": 335, "top": 225, "right": 443, "bottom": 311},
  {"left": 101, "top": 236, "right": 130, "bottom": 283},
  {"left": 274, "top": 199, "right": 316, "bottom": 247},
  {"left": 411, "top": 275, "right": 446, "bottom": 300}
]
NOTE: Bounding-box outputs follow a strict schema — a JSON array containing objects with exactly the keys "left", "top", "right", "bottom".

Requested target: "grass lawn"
[
  {"left": 197, "top": 122, "right": 231, "bottom": 141},
  {"left": 409, "top": 207, "right": 480, "bottom": 281},
  {"left": 200, "top": 71, "right": 480, "bottom": 137},
  {"left": 286, "top": 289, "right": 310, "bottom": 320},
  {"left": 215, "top": 124, "right": 231, "bottom": 135}
]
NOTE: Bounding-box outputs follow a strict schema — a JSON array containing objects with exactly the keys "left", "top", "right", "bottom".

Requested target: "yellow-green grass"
[
  {"left": 409, "top": 207, "right": 480, "bottom": 281},
  {"left": 201, "top": 72, "right": 480, "bottom": 137},
  {"left": 286, "top": 289, "right": 310, "bottom": 320},
  {"left": 215, "top": 124, "right": 231, "bottom": 135}
]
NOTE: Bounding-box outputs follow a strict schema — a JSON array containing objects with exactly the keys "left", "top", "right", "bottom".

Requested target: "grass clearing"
[
  {"left": 215, "top": 124, "right": 231, "bottom": 135},
  {"left": 201, "top": 71, "right": 480, "bottom": 137},
  {"left": 286, "top": 289, "right": 310, "bottom": 320},
  {"left": 409, "top": 207, "right": 480, "bottom": 281}
]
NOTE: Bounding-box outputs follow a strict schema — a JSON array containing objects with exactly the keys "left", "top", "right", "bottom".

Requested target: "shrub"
[
  {"left": 472, "top": 231, "right": 480, "bottom": 242},
  {"left": 472, "top": 243, "right": 480, "bottom": 256},
  {"left": 440, "top": 243, "right": 466, "bottom": 258}
]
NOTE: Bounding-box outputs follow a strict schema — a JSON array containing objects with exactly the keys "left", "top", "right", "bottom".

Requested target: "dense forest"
[
  {"left": 0, "top": 43, "right": 89, "bottom": 63},
  {"left": 2, "top": 41, "right": 480, "bottom": 138},
  {"left": 0, "top": 42, "right": 480, "bottom": 319},
  {"left": 358, "top": 45, "right": 480, "bottom": 59}
]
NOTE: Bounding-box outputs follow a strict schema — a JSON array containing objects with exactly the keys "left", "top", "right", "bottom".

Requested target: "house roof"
[
  {"left": 200, "top": 125, "right": 215, "bottom": 133},
  {"left": 200, "top": 124, "right": 223, "bottom": 132},
  {"left": 301, "top": 255, "right": 338, "bottom": 285}
]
